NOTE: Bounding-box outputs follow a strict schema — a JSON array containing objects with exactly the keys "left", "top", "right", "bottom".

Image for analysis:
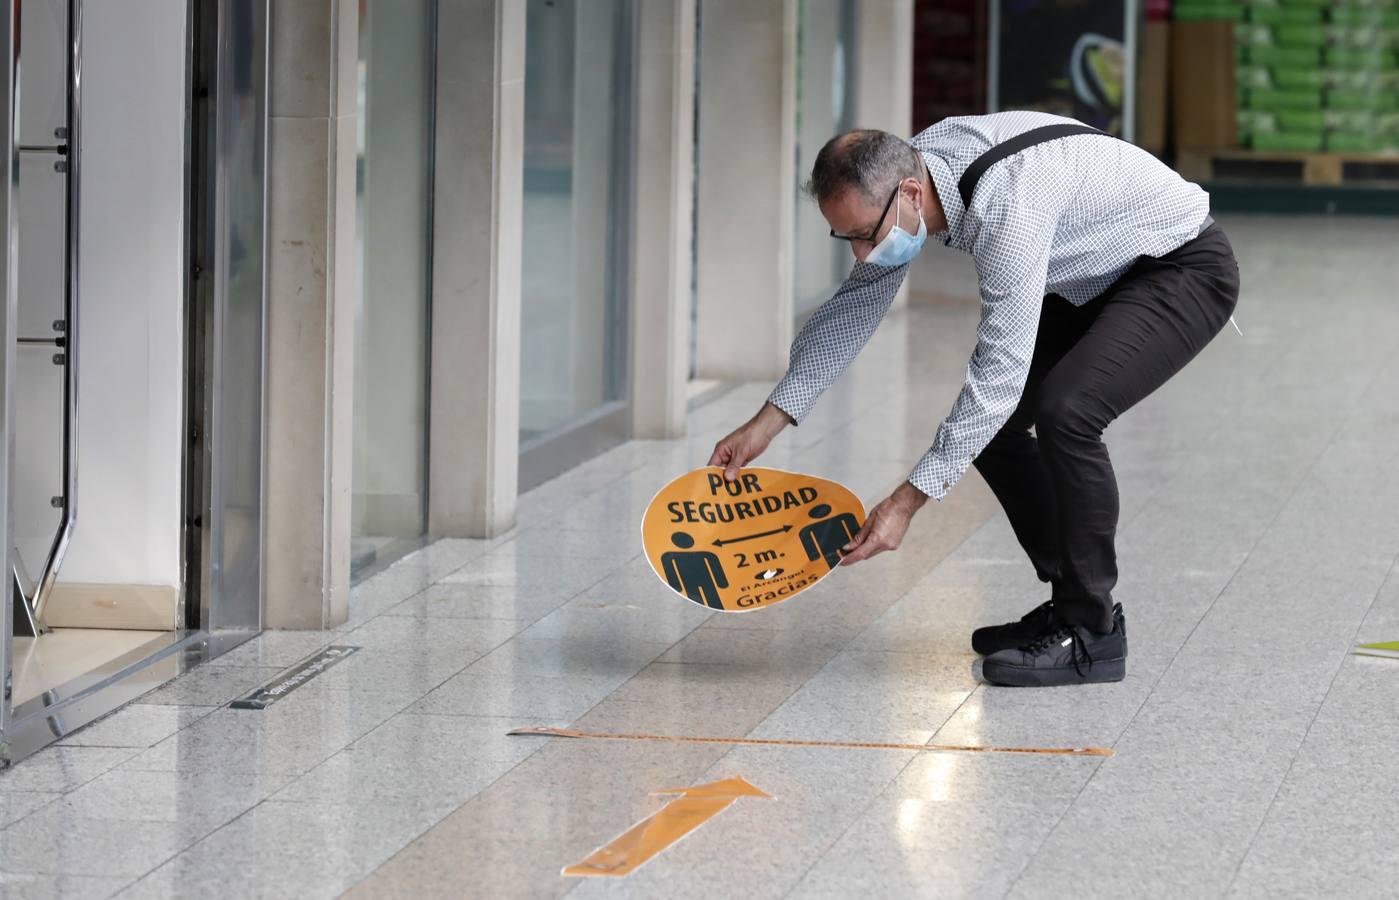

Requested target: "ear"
[{"left": 903, "top": 177, "right": 923, "bottom": 210}]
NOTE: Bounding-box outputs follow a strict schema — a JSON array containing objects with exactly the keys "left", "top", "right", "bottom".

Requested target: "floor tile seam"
[
  {"left": 502, "top": 469, "right": 649, "bottom": 540},
  {"left": 547, "top": 603, "right": 709, "bottom": 735},
  {"left": 393, "top": 618, "right": 531, "bottom": 696},
  {"left": 109, "top": 731, "right": 477, "bottom": 892},
  {"left": 358, "top": 554, "right": 629, "bottom": 674},
  {"left": 1219, "top": 547, "right": 1399, "bottom": 896},
  {"left": 1109, "top": 381, "right": 1260, "bottom": 536},
  {"left": 1003, "top": 359, "right": 1369, "bottom": 896},
  {"left": 1002, "top": 447, "right": 1340, "bottom": 887},
  {"left": 549, "top": 616, "right": 860, "bottom": 878},
  {"left": 841, "top": 493, "right": 1001, "bottom": 628},
  {"left": 0, "top": 748, "right": 143, "bottom": 832},
  {"left": 772, "top": 740, "right": 948, "bottom": 900},
  {"left": 107, "top": 776, "right": 333, "bottom": 894},
  {"left": 726, "top": 496, "right": 1000, "bottom": 730},
  {"left": 21, "top": 793, "right": 240, "bottom": 886},
  {"left": 0, "top": 792, "right": 66, "bottom": 837},
  {"left": 1109, "top": 375, "right": 1286, "bottom": 543},
  {"left": 393, "top": 539, "right": 496, "bottom": 583},
  {"left": 57, "top": 709, "right": 219, "bottom": 752},
  {"left": 1111, "top": 299, "right": 1328, "bottom": 541},
  {"left": 345, "top": 578, "right": 442, "bottom": 631},
  {"left": 671, "top": 603, "right": 990, "bottom": 900},
  {"left": 1105, "top": 315, "right": 1385, "bottom": 724},
  {"left": 345, "top": 711, "right": 600, "bottom": 899},
  {"left": 257, "top": 697, "right": 430, "bottom": 807},
  {"left": 984, "top": 319, "right": 1343, "bottom": 895},
  {"left": 379, "top": 608, "right": 548, "bottom": 624},
  {"left": 767, "top": 495, "right": 999, "bottom": 666},
  {"left": 804, "top": 645, "right": 1061, "bottom": 900}
]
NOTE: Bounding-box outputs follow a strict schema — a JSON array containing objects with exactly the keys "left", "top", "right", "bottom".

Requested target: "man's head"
[{"left": 805, "top": 129, "right": 945, "bottom": 263}]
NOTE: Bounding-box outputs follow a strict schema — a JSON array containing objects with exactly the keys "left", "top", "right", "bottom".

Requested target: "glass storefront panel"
[
  {"left": 794, "top": 0, "right": 858, "bottom": 317},
  {"left": 351, "top": 0, "right": 436, "bottom": 578},
  {"left": 1, "top": 0, "right": 268, "bottom": 761},
  {"left": 520, "top": 0, "right": 632, "bottom": 452}
]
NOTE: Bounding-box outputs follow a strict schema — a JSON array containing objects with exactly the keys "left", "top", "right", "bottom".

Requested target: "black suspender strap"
[{"left": 956, "top": 123, "right": 1115, "bottom": 209}]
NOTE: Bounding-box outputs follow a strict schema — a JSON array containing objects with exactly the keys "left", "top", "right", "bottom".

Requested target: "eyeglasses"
[{"left": 829, "top": 183, "right": 901, "bottom": 244}]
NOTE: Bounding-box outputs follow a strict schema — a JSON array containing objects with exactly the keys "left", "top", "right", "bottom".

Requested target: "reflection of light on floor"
[
  {"left": 919, "top": 753, "right": 961, "bottom": 802},
  {"left": 952, "top": 699, "right": 984, "bottom": 744},
  {"left": 896, "top": 797, "right": 927, "bottom": 840},
  {"left": 12, "top": 629, "right": 168, "bottom": 705},
  {"left": 895, "top": 753, "right": 963, "bottom": 851}
]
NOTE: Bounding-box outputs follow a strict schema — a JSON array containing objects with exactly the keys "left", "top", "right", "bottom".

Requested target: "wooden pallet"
[{"left": 1176, "top": 149, "right": 1399, "bottom": 186}]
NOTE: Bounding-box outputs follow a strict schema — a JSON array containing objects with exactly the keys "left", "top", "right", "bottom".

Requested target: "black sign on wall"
[{"left": 990, "top": 0, "right": 1137, "bottom": 139}]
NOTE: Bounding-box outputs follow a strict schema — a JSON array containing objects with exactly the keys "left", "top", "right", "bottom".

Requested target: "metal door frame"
[
  {"left": 12, "top": 0, "right": 81, "bottom": 636},
  {"left": 0, "top": 0, "right": 17, "bottom": 733}
]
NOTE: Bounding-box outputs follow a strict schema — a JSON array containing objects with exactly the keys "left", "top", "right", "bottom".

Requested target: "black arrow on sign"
[{"left": 714, "top": 525, "right": 791, "bottom": 547}]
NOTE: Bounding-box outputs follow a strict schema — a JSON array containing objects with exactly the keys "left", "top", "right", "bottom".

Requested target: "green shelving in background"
[
  {"left": 1252, "top": 130, "right": 1326, "bottom": 150},
  {"left": 1220, "top": 0, "right": 1399, "bottom": 155}
]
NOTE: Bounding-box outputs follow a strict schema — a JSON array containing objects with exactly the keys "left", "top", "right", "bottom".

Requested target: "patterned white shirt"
[{"left": 768, "top": 111, "right": 1211, "bottom": 501}]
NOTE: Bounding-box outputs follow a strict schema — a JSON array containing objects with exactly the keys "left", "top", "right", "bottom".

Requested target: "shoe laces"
[{"left": 1021, "top": 625, "right": 1094, "bottom": 677}]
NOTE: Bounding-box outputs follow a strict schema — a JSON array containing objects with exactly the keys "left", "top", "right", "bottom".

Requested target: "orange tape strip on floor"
[
  {"left": 562, "top": 776, "right": 770, "bottom": 877},
  {"left": 509, "top": 726, "right": 1114, "bottom": 757}
]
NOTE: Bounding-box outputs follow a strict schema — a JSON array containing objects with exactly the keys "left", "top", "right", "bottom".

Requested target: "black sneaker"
[
  {"left": 971, "top": 601, "right": 1126, "bottom": 657},
  {"left": 981, "top": 613, "right": 1128, "bottom": 687},
  {"left": 971, "top": 600, "right": 1056, "bottom": 656}
]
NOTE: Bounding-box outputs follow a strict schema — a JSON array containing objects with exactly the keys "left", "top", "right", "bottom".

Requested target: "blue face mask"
[{"left": 864, "top": 193, "right": 927, "bottom": 267}]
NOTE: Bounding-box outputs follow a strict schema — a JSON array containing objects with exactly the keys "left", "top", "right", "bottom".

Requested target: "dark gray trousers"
[{"left": 972, "top": 224, "right": 1242, "bottom": 633}]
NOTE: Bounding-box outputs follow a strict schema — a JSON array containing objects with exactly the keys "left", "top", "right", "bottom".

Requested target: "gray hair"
[{"left": 803, "top": 129, "right": 923, "bottom": 205}]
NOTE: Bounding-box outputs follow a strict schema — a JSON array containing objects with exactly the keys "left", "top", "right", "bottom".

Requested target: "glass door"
[
  {"left": 351, "top": 0, "right": 436, "bottom": 580},
  {"left": 2, "top": 0, "right": 194, "bottom": 708},
  {"left": 518, "top": 0, "right": 635, "bottom": 489}
]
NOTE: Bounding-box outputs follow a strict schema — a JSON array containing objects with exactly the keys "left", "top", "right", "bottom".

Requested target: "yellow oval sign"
[{"left": 640, "top": 467, "right": 865, "bottom": 612}]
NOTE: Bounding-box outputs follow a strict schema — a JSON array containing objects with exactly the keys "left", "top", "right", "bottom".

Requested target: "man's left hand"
[{"left": 839, "top": 481, "right": 929, "bottom": 566}]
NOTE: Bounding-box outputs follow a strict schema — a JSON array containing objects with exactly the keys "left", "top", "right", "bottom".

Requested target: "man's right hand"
[{"left": 708, "top": 402, "right": 793, "bottom": 482}]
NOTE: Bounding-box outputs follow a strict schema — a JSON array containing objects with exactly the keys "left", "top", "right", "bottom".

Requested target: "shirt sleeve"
[
  {"left": 767, "top": 260, "right": 909, "bottom": 424},
  {"left": 908, "top": 201, "right": 1057, "bottom": 500}
]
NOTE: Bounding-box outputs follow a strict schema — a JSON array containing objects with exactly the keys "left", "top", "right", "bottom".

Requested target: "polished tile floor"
[{"left": 4, "top": 216, "right": 1399, "bottom": 898}]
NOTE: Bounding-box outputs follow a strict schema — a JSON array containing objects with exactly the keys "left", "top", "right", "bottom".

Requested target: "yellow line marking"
[
  {"left": 563, "top": 776, "right": 771, "bottom": 877},
  {"left": 509, "top": 726, "right": 1114, "bottom": 757}
]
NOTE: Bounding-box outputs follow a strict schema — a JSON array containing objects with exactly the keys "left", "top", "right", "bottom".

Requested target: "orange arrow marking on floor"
[{"left": 563, "top": 776, "right": 771, "bottom": 878}]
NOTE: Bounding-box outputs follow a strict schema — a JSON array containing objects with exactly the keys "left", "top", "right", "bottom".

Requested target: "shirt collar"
[{"left": 921, "top": 149, "right": 969, "bottom": 252}]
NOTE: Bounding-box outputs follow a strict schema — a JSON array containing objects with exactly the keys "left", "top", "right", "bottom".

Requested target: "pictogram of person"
[
  {"left": 661, "top": 531, "right": 729, "bottom": 610},
  {"left": 800, "top": 503, "right": 861, "bottom": 570}
]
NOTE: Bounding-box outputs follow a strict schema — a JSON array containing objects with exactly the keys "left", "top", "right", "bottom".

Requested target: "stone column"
[
  {"left": 855, "top": 0, "right": 915, "bottom": 308},
  {"left": 262, "top": 0, "right": 358, "bottom": 628},
  {"left": 630, "top": 0, "right": 696, "bottom": 438},
  {"left": 855, "top": 0, "right": 915, "bottom": 137},
  {"left": 426, "top": 0, "right": 525, "bottom": 538},
  {"left": 692, "top": 0, "right": 798, "bottom": 382}
]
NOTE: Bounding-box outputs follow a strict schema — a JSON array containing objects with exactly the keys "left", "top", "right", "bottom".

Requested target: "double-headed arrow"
[
  {"left": 712, "top": 524, "right": 790, "bottom": 547},
  {"left": 563, "top": 776, "right": 772, "bottom": 877}
]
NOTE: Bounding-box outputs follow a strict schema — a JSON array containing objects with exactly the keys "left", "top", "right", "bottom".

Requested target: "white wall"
[{"left": 12, "top": 0, "right": 186, "bottom": 590}]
